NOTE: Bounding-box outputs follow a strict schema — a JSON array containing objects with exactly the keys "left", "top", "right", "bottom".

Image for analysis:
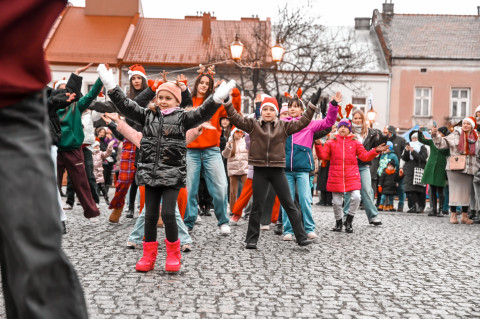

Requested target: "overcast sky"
[{"left": 69, "top": 0, "right": 480, "bottom": 25}]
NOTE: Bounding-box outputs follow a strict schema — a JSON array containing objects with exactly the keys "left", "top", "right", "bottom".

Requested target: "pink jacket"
[
  {"left": 221, "top": 137, "right": 249, "bottom": 176},
  {"left": 92, "top": 145, "right": 113, "bottom": 183},
  {"left": 315, "top": 134, "right": 379, "bottom": 193}
]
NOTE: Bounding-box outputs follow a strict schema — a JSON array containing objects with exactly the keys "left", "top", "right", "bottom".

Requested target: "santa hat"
[
  {"left": 463, "top": 116, "right": 477, "bottom": 130},
  {"left": 280, "top": 102, "right": 289, "bottom": 115},
  {"left": 54, "top": 78, "right": 67, "bottom": 90},
  {"left": 475, "top": 105, "right": 480, "bottom": 115},
  {"left": 259, "top": 96, "right": 279, "bottom": 115},
  {"left": 156, "top": 82, "right": 181, "bottom": 103},
  {"left": 92, "top": 141, "right": 100, "bottom": 148},
  {"left": 230, "top": 127, "right": 244, "bottom": 137},
  {"left": 128, "top": 64, "right": 147, "bottom": 81}
]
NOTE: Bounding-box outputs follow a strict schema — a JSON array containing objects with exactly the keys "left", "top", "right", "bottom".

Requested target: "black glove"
[
  {"left": 48, "top": 92, "right": 74, "bottom": 110},
  {"left": 309, "top": 87, "right": 322, "bottom": 106}
]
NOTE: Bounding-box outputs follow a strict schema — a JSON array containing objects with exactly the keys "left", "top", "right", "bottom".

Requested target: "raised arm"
[
  {"left": 77, "top": 78, "right": 103, "bottom": 112},
  {"left": 418, "top": 130, "right": 433, "bottom": 147},
  {"left": 356, "top": 141, "right": 381, "bottom": 162},
  {"left": 431, "top": 126, "right": 454, "bottom": 150},
  {"left": 309, "top": 101, "right": 339, "bottom": 132},
  {"left": 284, "top": 102, "right": 316, "bottom": 135}
]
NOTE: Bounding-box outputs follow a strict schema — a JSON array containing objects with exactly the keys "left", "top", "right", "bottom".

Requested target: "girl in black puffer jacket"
[{"left": 98, "top": 63, "right": 235, "bottom": 273}]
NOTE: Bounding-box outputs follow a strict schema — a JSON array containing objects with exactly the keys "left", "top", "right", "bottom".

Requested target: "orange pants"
[{"left": 138, "top": 186, "right": 188, "bottom": 218}]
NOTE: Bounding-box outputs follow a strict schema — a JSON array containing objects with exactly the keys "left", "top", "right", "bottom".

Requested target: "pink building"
[{"left": 373, "top": 3, "right": 480, "bottom": 130}]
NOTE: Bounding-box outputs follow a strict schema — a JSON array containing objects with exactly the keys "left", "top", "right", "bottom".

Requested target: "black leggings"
[
  {"left": 128, "top": 179, "right": 138, "bottom": 210},
  {"left": 144, "top": 186, "right": 179, "bottom": 243},
  {"left": 429, "top": 185, "right": 444, "bottom": 211},
  {"left": 450, "top": 205, "right": 468, "bottom": 213},
  {"left": 246, "top": 167, "right": 307, "bottom": 244}
]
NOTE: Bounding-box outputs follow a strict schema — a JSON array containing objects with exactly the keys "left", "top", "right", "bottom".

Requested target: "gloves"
[
  {"left": 309, "top": 87, "right": 322, "bottom": 106},
  {"left": 97, "top": 64, "right": 116, "bottom": 91},
  {"left": 213, "top": 80, "right": 236, "bottom": 104},
  {"left": 378, "top": 186, "right": 383, "bottom": 193}
]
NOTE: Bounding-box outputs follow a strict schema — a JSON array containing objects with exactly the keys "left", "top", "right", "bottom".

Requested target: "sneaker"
[
  {"left": 63, "top": 203, "right": 73, "bottom": 210},
  {"left": 307, "top": 232, "right": 318, "bottom": 239},
  {"left": 195, "top": 215, "right": 202, "bottom": 224},
  {"left": 230, "top": 214, "right": 241, "bottom": 225},
  {"left": 260, "top": 224, "right": 270, "bottom": 230},
  {"left": 273, "top": 223, "right": 283, "bottom": 235},
  {"left": 125, "top": 208, "right": 134, "bottom": 219},
  {"left": 181, "top": 244, "right": 192, "bottom": 252},
  {"left": 245, "top": 242, "right": 257, "bottom": 249},
  {"left": 369, "top": 217, "right": 382, "bottom": 226},
  {"left": 283, "top": 234, "right": 293, "bottom": 241},
  {"left": 96, "top": 203, "right": 100, "bottom": 209},
  {"left": 219, "top": 224, "right": 231, "bottom": 235},
  {"left": 126, "top": 241, "right": 138, "bottom": 249}
]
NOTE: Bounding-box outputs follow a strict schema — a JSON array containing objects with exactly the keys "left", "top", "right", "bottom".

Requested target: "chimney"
[
  {"left": 477, "top": 6, "right": 480, "bottom": 15},
  {"left": 202, "top": 12, "right": 211, "bottom": 42},
  {"left": 354, "top": 17, "right": 371, "bottom": 30},
  {"left": 382, "top": 0, "right": 394, "bottom": 16},
  {"left": 85, "top": 0, "right": 142, "bottom": 16}
]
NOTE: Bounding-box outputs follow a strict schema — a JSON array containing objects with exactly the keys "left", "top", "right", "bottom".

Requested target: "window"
[
  {"left": 414, "top": 87, "right": 431, "bottom": 117},
  {"left": 450, "top": 88, "right": 470, "bottom": 119},
  {"left": 352, "top": 97, "right": 366, "bottom": 114}
]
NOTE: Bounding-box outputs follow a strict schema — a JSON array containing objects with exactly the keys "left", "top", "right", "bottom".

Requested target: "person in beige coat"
[
  {"left": 222, "top": 128, "right": 249, "bottom": 210},
  {"left": 432, "top": 117, "right": 480, "bottom": 224}
]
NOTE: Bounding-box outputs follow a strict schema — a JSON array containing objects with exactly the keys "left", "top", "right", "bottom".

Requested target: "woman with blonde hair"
[{"left": 343, "top": 108, "right": 387, "bottom": 225}]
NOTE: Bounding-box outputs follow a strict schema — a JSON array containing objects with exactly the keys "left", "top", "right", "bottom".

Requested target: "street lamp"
[
  {"left": 271, "top": 37, "right": 286, "bottom": 63},
  {"left": 230, "top": 34, "right": 244, "bottom": 62},
  {"left": 366, "top": 96, "right": 377, "bottom": 127}
]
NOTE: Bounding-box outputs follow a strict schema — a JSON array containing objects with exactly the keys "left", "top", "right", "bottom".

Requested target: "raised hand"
[
  {"left": 104, "top": 112, "right": 120, "bottom": 123},
  {"left": 101, "top": 114, "right": 111, "bottom": 125},
  {"left": 66, "top": 92, "right": 76, "bottom": 102},
  {"left": 213, "top": 80, "right": 236, "bottom": 104},
  {"left": 375, "top": 143, "right": 388, "bottom": 152},
  {"left": 97, "top": 64, "right": 116, "bottom": 91},
  {"left": 75, "top": 63, "right": 93, "bottom": 75},
  {"left": 150, "top": 79, "right": 161, "bottom": 92},
  {"left": 330, "top": 91, "right": 343, "bottom": 104},
  {"left": 214, "top": 80, "right": 223, "bottom": 89},
  {"left": 431, "top": 126, "right": 438, "bottom": 136}
]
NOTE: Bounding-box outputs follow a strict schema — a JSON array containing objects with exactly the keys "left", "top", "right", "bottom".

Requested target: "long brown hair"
[
  {"left": 351, "top": 109, "right": 368, "bottom": 137},
  {"left": 128, "top": 76, "right": 148, "bottom": 99},
  {"left": 191, "top": 74, "right": 214, "bottom": 99}
]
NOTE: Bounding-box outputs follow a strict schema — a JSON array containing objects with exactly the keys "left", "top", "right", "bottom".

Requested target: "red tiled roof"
[
  {"left": 45, "top": 7, "right": 133, "bottom": 64},
  {"left": 379, "top": 13, "right": 480, "bottom": 60},
  {"left": 123, "top": 17, "right": 271, "bottom": 65}
]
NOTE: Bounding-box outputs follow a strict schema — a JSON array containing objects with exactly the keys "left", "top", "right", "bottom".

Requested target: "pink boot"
[
  {"left": 135, "top": 241, "right": 158, "bottom": 272},
  {"left": 165, "top": 239, "right": 181, "bottom": 272}
]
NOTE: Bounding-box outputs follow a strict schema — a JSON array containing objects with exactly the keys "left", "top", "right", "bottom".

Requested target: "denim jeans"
[
  {"left": 128, "top": 204, "right": 192, "bottom": 246},
  {"left": 282, "top": 171, "right": 315, "bottom": 235},
  {"left": 443, "top": 186, "right": 450, "bottom": 212},
  {"left": 184, "top": 147, "right": 229, "bottom": 229},
  {"left": 51, "top": 145, "right": 67, "bottom": 222},
  {"left": 380, "top": 194, "right": 395, "bottom": 205},
  {"left": 344, "top": 165, "right": 378, "bottom": 221}
]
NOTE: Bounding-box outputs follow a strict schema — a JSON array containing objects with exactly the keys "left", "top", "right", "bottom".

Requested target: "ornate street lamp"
[
  {"left": 230, "top": 34, "right": 244, "bottom": 62},
  {"left": 271, "top": 37, "right": 285, "bottom": 63},
  {"left": 366, "top": 96, "right": 377, "bottom": 127}
]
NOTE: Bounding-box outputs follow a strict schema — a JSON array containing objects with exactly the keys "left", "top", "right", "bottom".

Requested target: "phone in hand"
[{"left": 433, "top": 120, "right": 437, "bottom": 128}]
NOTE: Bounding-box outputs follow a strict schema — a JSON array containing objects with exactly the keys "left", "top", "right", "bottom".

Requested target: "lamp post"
[
  {"left": 366, "top": 95, "right": 377, "bottom": 127},
  {"left": 230, "top": 34, "right": 244, "bottom": 62}
]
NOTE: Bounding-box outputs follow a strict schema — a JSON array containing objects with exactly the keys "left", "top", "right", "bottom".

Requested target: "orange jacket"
[{"left": 187, "top": 88, "right": 242, "bottom": 149}]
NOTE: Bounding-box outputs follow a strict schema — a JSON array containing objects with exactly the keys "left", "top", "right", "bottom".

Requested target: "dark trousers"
[
  {"left": 57, "top": 148, "right": 100, "bottom": 218},
  {"left": 429, "top": 185, "right": 444, "bottom": 213},
  {"left": 198, "top": 176, "right": 213, "bottom": 209},
  {"left": 128, "top": 179, "right": 138, "bottom": 210},
  {"left": 103, "top": 163, "right": 113, "bottom": 189},
  {"left": 0, "top": 92, "right": 88, "bottom": 318},
  {"left": 66, "top": 147, "right": 99, "bottom": 204},
  {"left": 261, "top": 183, "right": 277, "bottom": 225},
  {"left": 246, "top": 167, "right": 307, "bottom": 244},
  {"left": 407, "top": 190, "right": 426, "bottom": 211},
  {"left": 144, "top": 186, "right": 180, "bottom": 242}
]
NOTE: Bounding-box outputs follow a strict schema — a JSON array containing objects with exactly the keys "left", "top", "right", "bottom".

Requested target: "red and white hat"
[
  {"left": 54, "top": 78, "right": 67, "bottom": 90},
  {"left": 259, "top": 96, "right": 279, "bottom": 115},
  {"left": 128, "top": 64, "right": 147, "bottom": 81},
  {"left": 463, "top": 116, "right": 477, "bottom": 130}
]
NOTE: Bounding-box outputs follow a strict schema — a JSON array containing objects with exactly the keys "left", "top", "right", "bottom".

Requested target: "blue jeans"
[
  {"left": 282, "top": 171, "right": 315, "bottom": 235},
  {"left": 344, "top": 165, "right": 378, "bottom": 221},
  {"left": 184, "top": 147, "right": 229, "bottom": 229},
  {"left": 397, "top": 178, "right": 405, "bottom": 207},
  {"left": 380, "top": 194, "right": 394, "bottom": 205},
  {"left": 128, "top": 204, "right": 192, "bottom": 246},
  {"left": 443, "top": 186, "right": 449, "bottom": 212}
]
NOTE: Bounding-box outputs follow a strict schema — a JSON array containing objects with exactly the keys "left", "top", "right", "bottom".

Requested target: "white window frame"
[
  {"left": 450, "top": 88, "right": 470, "bottom": 119},
  {"left": 351, "top": 97, "right": 367, "bottom": 115},
  {"left": 414, "top": 87, "right": 431, "bottom": 117}
]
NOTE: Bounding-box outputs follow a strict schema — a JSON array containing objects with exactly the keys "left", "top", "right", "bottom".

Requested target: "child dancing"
[
  {"left": 97, "top": 64, "right": 235, "bottom": 272},
  {"left": 315, "top": 117, "right": 387, "bottom": 233}
]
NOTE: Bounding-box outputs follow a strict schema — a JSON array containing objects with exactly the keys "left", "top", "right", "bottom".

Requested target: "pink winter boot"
[
  {"left": 165, "top": 239, "right": 181, "bottom": 272},
  {"left": 135, "top": 241, "right": 159, "bottom": 272}
]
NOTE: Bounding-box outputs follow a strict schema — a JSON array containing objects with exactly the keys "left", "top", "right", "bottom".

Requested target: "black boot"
[
  {"left": 332, "top": 219, "right": 343, "bottom": 232},
  {"left": 344, "top": 214, "right": 354, "bottom": 233},
  {"left": 273, "top": 222, "right": 283, "bottom": 235},
  {"left": 204, "top": 205, "right": 212, "bottom": 216},
  {"left": 125, "top": 207, "right": 134, "bottom": 218},
  {"left": 468, "top": 210, "right": 476, "bottom": 220},
  {"left": 428, "top": 204, "right": 437, "bottom": 216}
]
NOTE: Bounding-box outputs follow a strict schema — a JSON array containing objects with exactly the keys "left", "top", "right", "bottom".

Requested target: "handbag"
[
  {"left": 449, "top": 155, "right": 466, "bottom": 171},
  {"left": 413, "top": 167, "right": 426, "bottom": 187}
]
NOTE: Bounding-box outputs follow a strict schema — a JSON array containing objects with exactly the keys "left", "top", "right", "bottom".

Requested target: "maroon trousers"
[{"left": 57, "top": 148, "right": 100, "bottom": 218}]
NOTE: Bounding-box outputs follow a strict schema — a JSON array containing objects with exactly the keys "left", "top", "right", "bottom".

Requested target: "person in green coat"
[{"left": 418, "top": 127, "right": 450, "bottom": 217}]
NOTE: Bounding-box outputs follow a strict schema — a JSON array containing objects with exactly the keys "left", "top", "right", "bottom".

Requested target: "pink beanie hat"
[{"left": 156, "top": 82, "right": 181, "bottom": 103}]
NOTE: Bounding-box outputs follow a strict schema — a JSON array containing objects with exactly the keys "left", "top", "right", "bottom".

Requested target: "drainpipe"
[{"left": 386, "top": 73, "right": 391, "bottom": 127}]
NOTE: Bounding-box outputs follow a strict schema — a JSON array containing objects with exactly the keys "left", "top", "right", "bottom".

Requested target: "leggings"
[
  {"left": 144, "top": 186, "right": 179, "bottom": 243},
  {"left": 451, "top": 205, "right": 468, "bottom": 213},
  {"left": 429, "top": 185, "right": 444, "bottom": 211}
]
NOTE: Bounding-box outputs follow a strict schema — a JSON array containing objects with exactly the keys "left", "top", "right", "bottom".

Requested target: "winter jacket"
[
  {"left": 388, "top": 133, "right": 407, "bottom": 161},
  {"left": 187, "top": 88, "right": 241, "bottom": 149},
  {"left": 432, "top": 127, "right": 480, "bottom": 176},
  {"left": 315, "top": 134, "right": 379, "bottom": 193},
  {"left": 224, "top": 101, "right": 316, "bottom": 168},
  {"left": 378, "top": 169, "right": 399, "bottom": 195},
  {"left": 93, "top": 145, "right": 113, "bottom": 183},
  {"left": 222, "top": 137, "right": 249, "bottom": 176},
  {"left": 57, "top": 78, "right": 103, "bottom": 151},
  {"left": 81, "top": 109, "right": 101, "bottom": 150},
  {"left": 401, "top": 144, "right": 428, "bottom": 193},
  {"left": 108, "top": 86, "right": 222, "bottom": 188},
  {"left": 418, "top": 130, "right": 449, "bottom": 186},
  {"left": 283, "top": 101, "right": 338, "bottom": 172},
  {"left": 377, "top": 152, "right": 399, "bottom": 176},
  {"left": 357, "top": 128, "right": 388, "bottom": 166}
]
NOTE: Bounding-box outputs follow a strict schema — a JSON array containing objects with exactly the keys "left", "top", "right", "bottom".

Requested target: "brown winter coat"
[{"left": 224, "top": 102, "right": 315, "bottom": 168}]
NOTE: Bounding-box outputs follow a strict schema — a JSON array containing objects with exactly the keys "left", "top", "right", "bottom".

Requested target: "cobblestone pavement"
[{"left": 1, "top": 197, "right": 480, "bottom": 318}]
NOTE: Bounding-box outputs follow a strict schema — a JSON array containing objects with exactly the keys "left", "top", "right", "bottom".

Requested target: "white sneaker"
[
  {"left": 96, "top": 203, "right": 100, "bottom": 209},
  {"left": 307, "top": 232, "right": 318, "bottom": 239},
  {"left": 126, "top": 241, "right": 138, "bottom": 249},
  {"left": 260, "top": 224, "right": 270, "bottom": 230},
  {"left": 63, "top": 204, "right": 73, "bottom": 210},
  {"left": 219, "top": 224, "right": 231, "bottom": 235},
  {"left": 283, "top": 234, "right": 293, "bottom": 241},
  {"left": 195, "top": 215, "right": 202, "bottom": 224}
]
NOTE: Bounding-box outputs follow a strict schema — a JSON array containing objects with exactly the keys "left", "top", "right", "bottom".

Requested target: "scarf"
[
  {"left": 160, "top": 107, "right": 180, "bottom": 116},
  {"left": 409, "top": 141, "right": 422, "bottom": 160},
  {"left": 352, "top": 123, "right": 364, "bottom": 143},
  {"left": 458, "top": 130, "right": 477, "bottom": 155},
  {"left": 385, "top": 168, "right": 396, "bottom": 175}
]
